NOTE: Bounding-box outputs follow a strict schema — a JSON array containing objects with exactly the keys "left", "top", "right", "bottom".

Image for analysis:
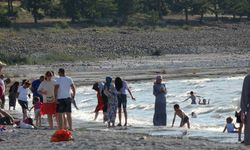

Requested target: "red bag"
[{"left": 51, "top": 129, "right": 73, "bottom": 142}]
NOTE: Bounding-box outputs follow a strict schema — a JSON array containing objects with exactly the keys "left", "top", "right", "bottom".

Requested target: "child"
[
  {"left": 235, "top": 111, "right": 244, "bottom": 141},
  {"left": 17, "top": 80, "right": 31, "bottom": 121},
  {"left": 223, "top": 117, "right": 238, "bottom": 133},
  {"left": 198, "top": 98, "right": 210, "bottom": 105},
  {"left": 172, "top": 104, "right": 190, "bottom": 128},
  {"left": 92, "top": 82, "right": 104, "bottom": 121},
  {"left": 29, "top": 96, "right": 42, "bottom": 127},
  {"left": 183, "top": 91, "right": 197, "bottom": 104}
]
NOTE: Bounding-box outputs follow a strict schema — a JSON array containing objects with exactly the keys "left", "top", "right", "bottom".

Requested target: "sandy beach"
[
  {"left": 0, "top": 125, "right": 249, "bottom": 150},
  {"left": 1, "top": 22, "right": 250, "bottom": 149},
  {"left": 1, "top": 53, "right": 250, "bottom": 149}
]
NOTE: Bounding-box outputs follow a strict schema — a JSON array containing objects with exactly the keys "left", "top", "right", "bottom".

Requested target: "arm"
[
  {"left": 54, "top": 84, "right": 59, "bottom": 103},
  {"left": 0, "top": 109, "right": 14, "bottom": 123},
  {"left": 183, "top": 97, "right": 190, "bottom": 102},
  {"left": 29, "top": 106, "right": 34, "bottom": 111},
  {"left": 127, "top": 88, "right": 135, "bottom": 101},
  {"left": 70, "top": 84, "right": 76, "bottom": 98},
  {"left": 223, "top": 125, "right": 226, "bottom": 133},
  {"left": 171, "top": 113, "right": 176, "bottom": 127}
]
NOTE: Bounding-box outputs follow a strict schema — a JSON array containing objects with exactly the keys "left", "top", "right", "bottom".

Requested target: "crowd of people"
[{"left": 0, "top": 61, "right": 250, "bottom": 145}]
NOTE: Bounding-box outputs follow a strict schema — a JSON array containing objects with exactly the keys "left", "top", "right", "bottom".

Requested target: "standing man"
[
  {"left": 240, "top": 74, "right": 250, "bottom": 145},
  {"left": 54, "top": 68, "right": 76, "bottom": 130},
  {"left": 31, "top": 76, "right": 44, "bottom": 102}
]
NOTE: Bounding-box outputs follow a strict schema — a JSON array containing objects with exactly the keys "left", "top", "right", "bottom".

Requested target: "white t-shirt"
[
  {"left": 56, "top": 76, "right": 73, "bottom": 99},
  {"left": 17, "top": 86, "right": 31, "bottom": 101},
  {"left": 37, "top": 80, "right": 56, "bottom": 103}
]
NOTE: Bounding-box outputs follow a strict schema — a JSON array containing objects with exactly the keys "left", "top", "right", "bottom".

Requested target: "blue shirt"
[{"left": 31, "top": 79, "right": 43, "bottom": 100}]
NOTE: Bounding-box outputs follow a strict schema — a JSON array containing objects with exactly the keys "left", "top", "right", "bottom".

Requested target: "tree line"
[{"left": 2, "top": 0, "right": 250, "bottom": 25}]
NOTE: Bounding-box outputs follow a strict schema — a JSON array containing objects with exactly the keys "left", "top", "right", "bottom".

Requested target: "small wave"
[{"left": 215, "top": 107, "right": 236, "bottom": 113}]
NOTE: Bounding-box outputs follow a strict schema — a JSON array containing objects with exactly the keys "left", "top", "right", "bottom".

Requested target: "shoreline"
[{"left": 3, "top": 54, "right": 250, "bottom": 86}]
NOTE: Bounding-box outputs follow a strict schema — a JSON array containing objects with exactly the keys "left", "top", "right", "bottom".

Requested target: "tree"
[
  {"left": 115, "top": 0, "right": 134, "bottom": 23},
  {"left": 169, "top": 0, "right": 193, "bottom": 23},
  {"left": 21, "top": 0, "right": 51, "bottom": 23},
  {"left": 191, "top": 0, "right": 210, "bottom": 22},
  {"left": 141, "top": 0, "right": 168, "bottom": 19},
  {"left": 61, "top": 0, "right": 85, "bottom": 23},
  {"left": 7, "top": 0, "right": 14, "bottom": 16}
]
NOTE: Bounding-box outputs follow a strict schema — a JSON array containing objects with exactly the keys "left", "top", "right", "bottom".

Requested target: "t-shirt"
[
  {"left": 55, "top": 76, "right": 74, "bottom": 99},
  {"left": 17, "top": 86, "right": 31, "bottom": 101},
  {"left": 37, "top": 80, "right": 56, "bottom": 103},
  {"left": 226, "top": 123, "right": 235, "bottom": 133},
  {"left": 34, "top": 102, "right": 42, "bottom": 110},
  {"left": 117, "top": 81, "right": 128, "bottom": 95},
  {"left": 31, "top": 79, "right": 42, "bottom": 97}
]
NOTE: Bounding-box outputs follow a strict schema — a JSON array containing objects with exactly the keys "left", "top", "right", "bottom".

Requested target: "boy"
[{"left": 172, "top": 104, "right": 190, "bottom": 128}]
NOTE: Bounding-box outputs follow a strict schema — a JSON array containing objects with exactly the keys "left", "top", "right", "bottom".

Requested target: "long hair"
[{"left": 115, "top": 77, "right": 123, "bottom": 91}]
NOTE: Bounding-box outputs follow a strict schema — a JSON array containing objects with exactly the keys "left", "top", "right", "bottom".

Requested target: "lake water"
[{"left": 73, "top": 75, "right": 244, "bottom": 143}]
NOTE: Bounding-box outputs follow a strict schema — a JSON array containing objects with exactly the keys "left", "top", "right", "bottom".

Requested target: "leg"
[
  {"left": 66, "top": 112, "right": 72, "bottom": 130},
  {"left": 118, "top": 108, "right": 122, "bottom": 126},
  {"left": 58, "top": 113, "right": 63, "bottom": 129},
  {"left": 47, "top": 114, "right": 53, "bottom": 129},
  {"left": 38, "top": 114, "right": 41, "bottom": 127},
  {"left": 238, "top": 123, "right": 243, "bottom": 141},
  {"left": 94, "top": 111, "right": 98, "bottom": 120},
  {"left": 187, "top": 121, "right": 190, "bottom": 129},
  {"left": 123, "top": 108, "right": 127, "bottom": 126}
]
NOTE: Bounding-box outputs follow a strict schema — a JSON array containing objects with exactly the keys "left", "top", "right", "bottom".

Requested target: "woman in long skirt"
[
  {"left": 8, "top": 82, "right": 19, "bottom": 110},
  {"left": 153, "top": 76, "right": 167, "bottom": 126}
]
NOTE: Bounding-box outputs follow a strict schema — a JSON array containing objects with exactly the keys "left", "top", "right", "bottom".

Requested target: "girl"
[
  {"left": 29, "top": 96, "right": 42, "bottom": 127},
  {"left": 17, "top": 80, "right": 31, "bottom": 121},
  {"left": 223, "top": 117, "right": 238, "bottom": 133},
  {"left": 8, "top": 81, "right": 19, "bottom": 110}
]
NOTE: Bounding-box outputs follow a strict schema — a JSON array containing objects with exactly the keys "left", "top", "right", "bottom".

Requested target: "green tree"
[
  {"left": 142, "top": 0, "right": 169, "bottom": 19},
  {"left": 191, "top": 0, "right": 210, "bottom": 22},
  {"left": 61, "top": 0, "right": 85, "bottom": 23},
  {"left": 115, "top": 0, "right": 134, "bottom": 23},
  {"left": 21, "top": 0, "right": 51, "bottom": 23}
]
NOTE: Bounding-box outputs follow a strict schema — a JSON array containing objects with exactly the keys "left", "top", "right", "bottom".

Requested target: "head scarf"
[
  {"left": 155, "top": 75, "right": 162, "bottom": 83},
  {"left": 105, "top": 76, "right": 112, "bottom": 89}
]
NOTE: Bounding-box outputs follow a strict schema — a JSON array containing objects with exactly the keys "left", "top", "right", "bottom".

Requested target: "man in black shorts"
[{"left": 55, "top": 68, "right": 76, "bottom": 130}]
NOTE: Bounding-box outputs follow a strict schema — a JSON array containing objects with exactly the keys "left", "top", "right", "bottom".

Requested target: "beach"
[
  {"left": 1, "top": 22, "right": 250, "bottom": 149},
  {"left": 0, "top": 126, "right": 249, "bottom": 150},
  {"left": 1, "top": 53, "right": 250, "bottom": 149}
]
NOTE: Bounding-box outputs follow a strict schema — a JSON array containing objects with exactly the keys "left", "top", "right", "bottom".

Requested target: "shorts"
[
  {"left": 35, "top": 109, "right": 41, "bottom": 116},
  {"left": 117, "top": 94, "right": 127, "bottom": 109},
  {"left": 41, "top": 102, "right": 57, "bottom": 115},
  {"left": 18, "top": 100, "right": 28, "bottom": 109},
  {"left": 182, "top": 116, "right": 189, "bottom": 124},
  {"left": 56, "top": 98, "right": 71, "bottom": 113}
]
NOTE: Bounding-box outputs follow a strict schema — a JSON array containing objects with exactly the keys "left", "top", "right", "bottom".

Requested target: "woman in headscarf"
[
  {"left": 103, "top": 76, "right": 117, "bottom": 127},
  {"left": 153, "top": 75, "right": 167, "bottom": 126}
]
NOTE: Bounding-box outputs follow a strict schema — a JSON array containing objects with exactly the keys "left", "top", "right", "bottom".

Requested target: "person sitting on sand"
[
  {"left": 172, "top": 104, "right": 190, "bottom": 129},
  {"left": 235, "top": 110, "right": 244, "bottom": 141},
  {"left": 183, "top": 91, "right": 197, "bottom": 104},
  {"left": 223, "top": 117, "right": 238, "bottom": 133},
  {"left": 198, "top": 98, "right": 210, "bottom": 105}
]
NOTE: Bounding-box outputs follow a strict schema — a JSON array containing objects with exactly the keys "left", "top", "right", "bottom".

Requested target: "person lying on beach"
[
  {"left": 0, "top": 109, "right": 14, "bottom": 125},
  {"left": 182, "top": 91, "right": 197, "bottom": 104},
  {"left": 198, "top": 98, "right": 210, "bottom": 105},
  {"left": 223, "top": 117, "right": 238, "bottom": 133},
  {"left": 235, "top": 111, "right": 244, "bottom": 141},
  {"left": 172, "top": 104, "right": 190, "bottom": 129}
]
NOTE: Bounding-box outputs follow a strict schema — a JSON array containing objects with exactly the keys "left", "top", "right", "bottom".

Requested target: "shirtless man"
[{"left": 171, "top": 104, "right": 190, "bottom": 128}]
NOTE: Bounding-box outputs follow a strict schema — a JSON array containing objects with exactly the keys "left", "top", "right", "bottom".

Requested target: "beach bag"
[{"left": 51, "top": 129, "right": 73, "bottom": 142}]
